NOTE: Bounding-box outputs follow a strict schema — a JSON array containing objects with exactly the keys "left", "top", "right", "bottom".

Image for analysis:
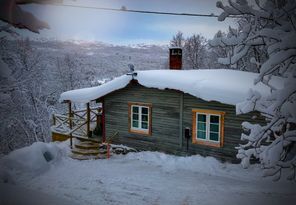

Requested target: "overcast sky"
[{"left": 18, "top": 0, "right": 234, "bottom": 45}]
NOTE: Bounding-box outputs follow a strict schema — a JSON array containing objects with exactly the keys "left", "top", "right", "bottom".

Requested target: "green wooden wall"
[{"left": 104, "top": 82, "right": 265, "bottom": 162}]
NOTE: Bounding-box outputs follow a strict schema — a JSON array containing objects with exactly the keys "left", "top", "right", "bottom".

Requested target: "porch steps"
[
  {"left": 75, "top": 141, "right": 100, "bottom": 150},
  {"left": 70, "top": 140, "right": 109, "bottom": 160},
  {"left": 70, "top": 153, "right": 105, "bottom": 160},
  {"left": 75, "top": 136, "right": 100, "bottom": 143},
  {"left": 71, "top": 148, "right": 100, "bottom": 155}
]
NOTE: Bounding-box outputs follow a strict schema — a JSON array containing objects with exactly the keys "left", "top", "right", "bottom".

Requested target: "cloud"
[{"left": 16, "top": 0, "right": 235, "bottom": 44}]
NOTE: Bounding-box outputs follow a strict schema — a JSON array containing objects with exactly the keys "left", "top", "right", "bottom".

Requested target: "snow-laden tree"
[
  {"left": 184, "top": 34, "right": 207, "bottom": 69},
  {"left": 0, "top": 0, "right": 60, "bottom": 153},
  {"left": 57, "top": 54, "right": 82, "bottom": 92},
  {"left": 209, "top": 27, "right": 240, "bottom": 68},
  {"left": 209, "top": 18, "right": 267, "bottom": 72},
  {"left": 216, "top": 0, "right": 296, "bottom": 180},
  {"left": 170, "top": 31, "right": 185, "bottom": 48},
  {"left": 169, "top": 32, "right": 209, "bottom": 69},
  {"left": 207, "top": 30, "right": 232, "bottom": 69},
  {"left": 0, "top": 0, "right": 50, "bottom": 82},
  {"left": 0, "top": 38, "right": 56, "bottom": 153}
]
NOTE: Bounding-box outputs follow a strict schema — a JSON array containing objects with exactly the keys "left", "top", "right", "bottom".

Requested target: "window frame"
[
  {"left": 192, "top": 109, "right": 225, "bottom": 148},
  {"left": 128, "top": 102, "right": 152, "bottom": 135}
]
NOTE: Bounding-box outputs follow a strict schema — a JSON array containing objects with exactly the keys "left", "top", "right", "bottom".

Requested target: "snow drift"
[
  {"left": 0, "top": 142, "right": 63, "bottom": 183},
  {"left": 1, "top": 141, "right": 294, "bottom": 205}
]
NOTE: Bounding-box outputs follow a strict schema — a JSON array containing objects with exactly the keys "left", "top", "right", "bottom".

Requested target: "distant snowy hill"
[{"left": 32, "top": 39, "right": 168, "bottom": 78}]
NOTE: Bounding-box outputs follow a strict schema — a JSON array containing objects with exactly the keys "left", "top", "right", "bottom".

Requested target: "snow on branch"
[{"left": 217, "top": 0, "right": 276, "bottom": 22}]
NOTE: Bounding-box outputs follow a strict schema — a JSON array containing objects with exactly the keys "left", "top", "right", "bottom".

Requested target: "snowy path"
[{"left": 1, "top": 142, "right": 295, "bottom": 205}]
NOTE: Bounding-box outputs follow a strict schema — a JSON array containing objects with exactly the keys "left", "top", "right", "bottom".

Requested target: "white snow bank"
[
  {"left": 0, "top": 142, "right": 63, "bottom": 182},
  {"left": 0, "top": 58, "right": 11, "bottom": 78},
  {"left": 1, "top": 142, "right": 295, "bottom": 205},
  {"left": 0, "top": 183, "right": 79, "bottom": 205},
  {"left": 123, "top": 151, "right": 261, "bottom": 180},
  {"left": 59, "top": 69, "right": 283, "bottom": 105}
]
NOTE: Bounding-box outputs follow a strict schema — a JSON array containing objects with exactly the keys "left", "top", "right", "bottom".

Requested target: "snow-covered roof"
[{"left": 59, "top": 69, "right": 283, "bottom": 105}]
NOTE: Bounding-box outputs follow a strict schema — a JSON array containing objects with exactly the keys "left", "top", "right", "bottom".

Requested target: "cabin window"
[
  {"left": 192, "top": 109, "right": 225, "bottom": 148},
  {"left": 128, "top": 102, "right": 152, "bottom": 135}
]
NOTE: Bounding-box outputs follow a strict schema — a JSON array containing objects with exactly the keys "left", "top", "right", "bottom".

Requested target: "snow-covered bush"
[{"left": 216, "top": 0, "right": 296, "bottom": 180}]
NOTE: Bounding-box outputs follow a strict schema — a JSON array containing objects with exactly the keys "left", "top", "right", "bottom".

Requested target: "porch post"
[
  {"left": 96, "top": 107, "right": 101, "bottom": 127},
  {"left": 68, "top": 101, "right": 73, "bottom": 148},
  {"left": 179, "top": 93, "right": 184, "bottom": 148},
  {"left": 52, "top": 114, "right": 56, "bottom": 126},
  {"left": 102, "top": 98, "right": 106, "bottom": 142},
  {"left": 86, "top": 102, "right": 91, "bottom": 137}
]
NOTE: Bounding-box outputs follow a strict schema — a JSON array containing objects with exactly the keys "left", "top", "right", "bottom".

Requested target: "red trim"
[{"left": 102, "top": 98, "right": 106, "bottom": 142}]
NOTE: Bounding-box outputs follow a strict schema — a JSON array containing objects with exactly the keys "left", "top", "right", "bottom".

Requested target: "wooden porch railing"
[{"left": 51, "top": 106, "right": 102, "bottom": 138}]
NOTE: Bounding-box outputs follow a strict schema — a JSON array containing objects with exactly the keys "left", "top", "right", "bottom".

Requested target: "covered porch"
[
  {"left": 51, "top": 99, "right": 106, "bottom": 147},
  {"left": 52, "top": 75, "right": 132, "bottom": 159},
  {"left": 51, "top": 99, "right": 117, "bottom": 159}
]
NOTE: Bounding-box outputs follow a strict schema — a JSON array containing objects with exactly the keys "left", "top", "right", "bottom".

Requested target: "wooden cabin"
[
  {"left": 53, "top": 48, "right": 272, "bottom": 162},
  {"left": 101, "top": 80, "right": 267, "bottom": 162}
]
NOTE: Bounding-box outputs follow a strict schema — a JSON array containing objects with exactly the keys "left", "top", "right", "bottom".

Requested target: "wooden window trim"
[
  {"left": 128, "top": 102, "right": 152, "bottom": 136},
  {"left": 192, "top": 109, "right": 225, "bottom": 148}
]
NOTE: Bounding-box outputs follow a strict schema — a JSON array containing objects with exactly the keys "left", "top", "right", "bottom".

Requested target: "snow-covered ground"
[{"left": 0, "top": 141, "right": 295, "bottom": 205}]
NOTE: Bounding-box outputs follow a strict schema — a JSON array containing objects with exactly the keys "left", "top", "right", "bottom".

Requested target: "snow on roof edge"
[
  {"left": 59, "top": 74, "right": 132, "bottom": 103},
  {"left": 59, "top": 69, "right": 282, "bottom": 106},
  {"left": 169, "top": 46, "right": 182, "bottom": 49}
]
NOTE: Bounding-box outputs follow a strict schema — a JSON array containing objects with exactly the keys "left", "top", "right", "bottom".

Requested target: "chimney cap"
[{"left": 169, "top": 47, "right": 182, "bottom": 50}]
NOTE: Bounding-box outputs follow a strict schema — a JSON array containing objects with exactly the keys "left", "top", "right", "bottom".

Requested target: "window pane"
[
  {"left": 197, "top": 122, "right": 206, "bottom": 131},
  {"left": 142, "top": 107, "right": 148, "bottom": 114},
  {"left": 210, "top": 124, "right": 219, "bottom": 132},
  {"left": 197, "top": 130, "right": 206, "bottom": 139},
  {"left": 209, "top": 132, "right": 219, "bottom": 141},
  {"left": 210, "top": 115, "right": 219, "bottom": 123},
  {"left": 132, "top": 106, "right": 139, "bottom": 113},
  {"left": 133, "top": 114, "right": 139, "bottom": 120},
  {"left": 197, "top": 114, "right": 206, "bottom": 122},
  {"left": 132, "top": 120, "right": 139, "bottom": 128},
  {"left": 141, "top": 122, "right": 148, "bottom": 129},
  {"left": 142, "top": 114, "right": 148, "bottom": 122}
]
